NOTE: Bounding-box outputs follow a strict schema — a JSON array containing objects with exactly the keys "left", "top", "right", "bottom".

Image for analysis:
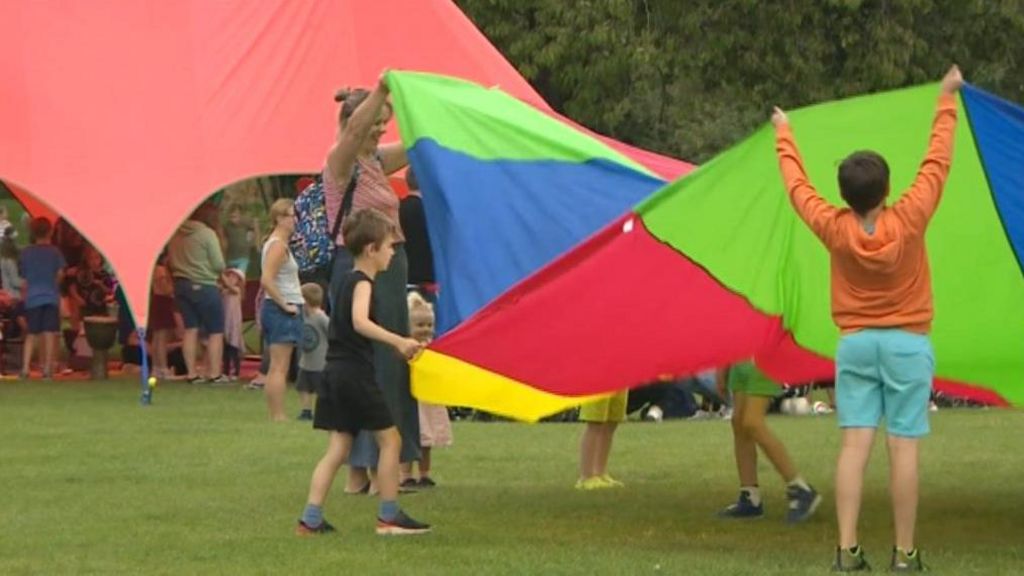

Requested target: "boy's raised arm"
[
  {"left": 892, "top": 65, "right": 962, "bottom": 234},
  {"left": 774, "top": 107, "right": 838, "bottom": 245}
]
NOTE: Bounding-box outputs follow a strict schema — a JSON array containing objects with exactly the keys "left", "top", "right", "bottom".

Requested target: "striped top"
[{"left": 324, "top": 155, "right": 404, "bottom": 245}]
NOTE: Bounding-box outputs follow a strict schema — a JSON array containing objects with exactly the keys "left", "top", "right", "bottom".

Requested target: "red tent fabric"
[{"left": 0, "top": 0, "right": 687, "bottom": 326}]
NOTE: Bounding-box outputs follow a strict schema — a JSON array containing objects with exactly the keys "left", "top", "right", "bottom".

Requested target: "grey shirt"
[{"left": 299, "top": 309, "right": 330, "bottom": 372}]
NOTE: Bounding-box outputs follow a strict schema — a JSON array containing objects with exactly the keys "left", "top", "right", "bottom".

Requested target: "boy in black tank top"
[{"left": 296, "top": 208, "right": 430, "bottom": 536}]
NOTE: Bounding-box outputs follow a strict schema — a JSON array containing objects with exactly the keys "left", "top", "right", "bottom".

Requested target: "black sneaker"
[
  {"left": 786, "top": 483, "right": 822, "bottom": 523},
  {"left": 297, "top": 410, "right": 313, "bottom": 421},
  {"left": 376, "top": 510, "right": 431, "bottom": 535},
  {"left": 833, "top": 546, "right": 871, "bottom": 572},
  {"left": 417, "top": 476, "right": 436, "bottom": 488},
  {"left": 890, "top": 547, "right": 926, "bottom": 572},
  {"left": 295, "top": 519, "right": 336, "bottom": 536},
  {"left": 718, "top": 490, "right": 764, "bottom": 519}
]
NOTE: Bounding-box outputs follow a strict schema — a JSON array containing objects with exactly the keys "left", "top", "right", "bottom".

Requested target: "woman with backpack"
[{"left": 319, "top": 71, "right": 421, "bottom": 493}]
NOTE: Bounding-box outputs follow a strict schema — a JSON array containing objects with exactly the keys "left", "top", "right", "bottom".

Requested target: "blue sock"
[
  {"left": 379, "top": 500, "right": 399, "bottom": 521},
  {"left": 301, "top": 504, "right": 323, "bottom": 527}
]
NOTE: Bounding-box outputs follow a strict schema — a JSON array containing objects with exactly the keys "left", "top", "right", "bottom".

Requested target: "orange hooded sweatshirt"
[{"left": 775, "top": 93, "right": 958, "bottom": 334}]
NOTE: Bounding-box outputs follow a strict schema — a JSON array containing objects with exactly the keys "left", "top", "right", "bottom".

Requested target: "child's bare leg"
[
  {"left": 300, "top": 391, "right": 314, "bottom": 411},
  {"left": 346, "top": 466, "right": 370, "bottom": 493},
  {"left": 731, "top": 394, "right": 758, "bottom": 486},
  {"left": 578, "top": 423, "right": 599, "bottom": 478},
  {"left": 740, "top": 395, "right": 798, "bottom": 481},
  {"left": 400, "top": 461, "right": 414, "bottom": 483},
  {"left": 594, "top": 422, "right": 618, "bottom": 477},
  {"left": 306, "top": 431, "right": 353, "bottom": 506},
  {"left": 21, "top": 333, "right": 35, "bottom": 376},
  {"left": 887, "top": 435, "right": 919, "bottom": 551},
  {"left": 836, "top": 428, "right": 876, "bottom": 548},
  {"left": 373, "top": 427, "right": 402, "bottom": 502}
]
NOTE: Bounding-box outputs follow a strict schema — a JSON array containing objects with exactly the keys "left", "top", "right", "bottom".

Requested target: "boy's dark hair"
[
  {"left": 29, "top": 217, "right": 52, "bottom": 242},
  {"left": 343, "top": 208, "right": 395, "bottom": 257},
  {"left": 300, "top": 282, "right": 324, "bottom": 308},
  {"left": 838, "top": 151, "right": 890, "bottom": 216}
]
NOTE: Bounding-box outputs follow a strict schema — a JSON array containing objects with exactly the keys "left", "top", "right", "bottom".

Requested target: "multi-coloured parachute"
[{"left": 396, "top": 75, "right": 1024, "bottom": 420}]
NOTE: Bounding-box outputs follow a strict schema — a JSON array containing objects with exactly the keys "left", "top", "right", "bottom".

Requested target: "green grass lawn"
[{"left": 1, "top": 379, "right": 1021, "bottom": 575}]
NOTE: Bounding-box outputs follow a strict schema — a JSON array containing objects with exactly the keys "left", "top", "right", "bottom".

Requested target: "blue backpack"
[{"left": 291, "top": 165, "right": 360, "bottom": 275}]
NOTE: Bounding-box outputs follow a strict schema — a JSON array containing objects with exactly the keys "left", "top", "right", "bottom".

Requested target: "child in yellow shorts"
[{"left": 576, "top": 390, "right": 628, "bottom": 490}]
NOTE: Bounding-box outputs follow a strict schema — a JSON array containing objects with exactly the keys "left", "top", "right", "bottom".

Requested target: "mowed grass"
[{"left": 1, "top": 379, "right": 1022, "bottom": 575}]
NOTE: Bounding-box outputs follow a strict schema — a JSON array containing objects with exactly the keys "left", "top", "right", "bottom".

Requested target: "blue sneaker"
[
  {"left": 718, "top": 491, "right": 764, "bottom": 518},
  {"left": 832, "top": 546, "right": 871, "bottom": 572},
  {"left": 786, "top": 483, "right": 821, "bottom": 523}
]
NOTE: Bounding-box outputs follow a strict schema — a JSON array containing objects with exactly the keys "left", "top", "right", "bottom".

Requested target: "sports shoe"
[
  {"left": 417, "top": 476, "right": 436, "bottom": 488},
  {"left": 297, "top": 410, "right": 313, "bottom": 421},
  {"left": 376, "top": 510, "right": 431, "bottom": 535},
  {"left": 574, "top": 476, "right": 612, "bottom": 490},
  {"left": 600, "top": 474, "right": 624, "bottom": 488},
  {"left": 786, "top": 483, "right": 822, "bottom": 523},
  {"left": 832, "top": 546, "right": 870, "bottom": 572},
  {"left": 400, "top": 478, "right": 420, "bottom": 490},
  {"left": 718, "top": 490, "right": 764, "bottom": 518},
  {"left": 890, "top": 547, "right": 926, "bottom": 572},
  {"left": 206, "top": 374, "right": 232, "bottom": 385},
  {"left": 295, "top": 519, "right": 336, "bottom": 536}
]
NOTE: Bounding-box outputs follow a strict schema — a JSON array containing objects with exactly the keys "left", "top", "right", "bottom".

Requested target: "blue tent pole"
[{"left": 138, "top": 327, "right": 152, "bottom": 405}]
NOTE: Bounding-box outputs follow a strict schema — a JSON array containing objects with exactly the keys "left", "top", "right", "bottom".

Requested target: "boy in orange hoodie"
[{"left": 772, "top": 65, "right": 963, "bottom": 572}]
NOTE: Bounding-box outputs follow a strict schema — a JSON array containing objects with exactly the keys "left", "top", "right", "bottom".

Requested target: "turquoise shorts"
[{"left": 835, "top": 329, "right": 934, "bottom": 438}]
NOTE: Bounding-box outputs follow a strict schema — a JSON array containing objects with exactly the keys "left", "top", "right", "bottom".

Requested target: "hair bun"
[{"left": 334, "top": 88, "right": 352, "bottom": 102}]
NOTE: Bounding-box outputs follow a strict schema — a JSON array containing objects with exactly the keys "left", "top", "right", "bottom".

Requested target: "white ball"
[{"left": 812, "top": 401, "right": 833, "bottom": 415}]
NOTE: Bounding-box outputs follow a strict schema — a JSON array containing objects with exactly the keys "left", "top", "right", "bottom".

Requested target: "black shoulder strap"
[{"left": 332, "top": 163, "right": 360, "bottom": 241}]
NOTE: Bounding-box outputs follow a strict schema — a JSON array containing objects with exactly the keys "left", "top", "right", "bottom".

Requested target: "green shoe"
[
  {"left": 832, "top": 546, "right": 871, "bottom": 572},
  {"left": 890, "top": 547, "right": 926, "bottom": 572},
  {"left": 600, "top": 474, "right": 624, "bottom": 488}
]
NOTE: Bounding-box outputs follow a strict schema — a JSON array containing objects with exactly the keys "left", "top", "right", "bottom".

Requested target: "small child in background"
[
  {"left": 576, "top": 390, "right": 628, "bottom": 490},
  {"left": 18, "top": 217, "right": 66, "bottom": 379},
  {"left": 296, "top": 283, "right": 329, "bottom": 421},
  {"left": 400, "top": 292, "right": 451, "bottom": 489},
  {"left": 148, "top": 252, "right": 179, "bottom": 379},
  {"left": 219, "top": 268, "right": 245, "bottom": 380},
  {"left": 1, "top": 228, "right": 23, "bottom": 301},
  {"left": 717, "top": 362, "right": 819, "bottom": 523}
]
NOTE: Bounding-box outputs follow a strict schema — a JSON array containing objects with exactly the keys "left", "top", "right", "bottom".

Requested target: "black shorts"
[
  {"left": 295, "top": 369, "right": 322, "bottom": 394},
  {"left": 313, "top": 363, "right": 394, "bottom": 434}
]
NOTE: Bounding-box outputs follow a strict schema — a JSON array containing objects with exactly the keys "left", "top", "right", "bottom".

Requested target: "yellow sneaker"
[
  {"left": 600, "top": 474, "right": 625, "bottom": 488},
  {"left": 574, "top": 476, "right": 612, "bottom": 490}
]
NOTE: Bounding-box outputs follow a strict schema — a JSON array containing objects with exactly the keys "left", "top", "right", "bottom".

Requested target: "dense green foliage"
[{"left": 458, "top": 0, "right": 1024, "bottom": 162}]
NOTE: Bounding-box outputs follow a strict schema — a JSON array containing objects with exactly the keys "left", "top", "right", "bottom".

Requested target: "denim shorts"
[
  {"left": 835, "top": 329, "right": 934, "bottom": 438},
  {"left": 260, "top": 299, "right": 303, "bottom": 345},
  {"left": 173, "top": 279, "right": 224, "bottom": 334},
  {"left": 25, "top": 304, "right": 60, "bottom": 334}
]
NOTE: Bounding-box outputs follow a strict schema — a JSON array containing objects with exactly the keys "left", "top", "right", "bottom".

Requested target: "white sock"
[
  {"left": 788, "top": 476, "right": 810, "bottom": 491},
  {"left": 741, "top": 486, "right": 761, "bottom": 506}
]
